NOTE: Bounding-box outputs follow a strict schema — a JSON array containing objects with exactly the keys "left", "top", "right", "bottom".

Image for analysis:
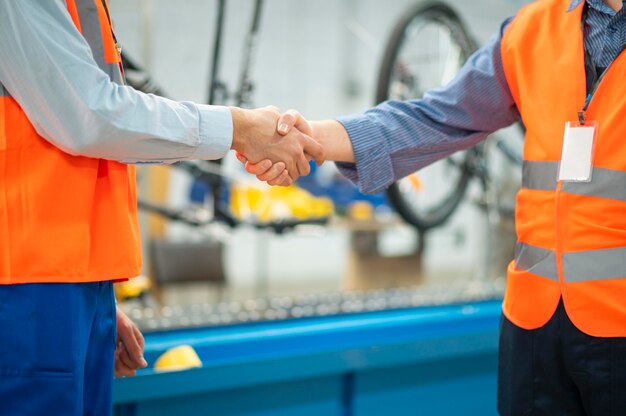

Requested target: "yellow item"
[
  {"left": 230, "top": 184, "right": 334, "bottom": 222},
  {"left": 114, "top": 275, "right": 152, "bottom": 302},
  {"left": 154, "top": 345, "right": 202, "bottom": 372},
  {"left": 347, "top": 201, "right": 374, "bottom": 221}
]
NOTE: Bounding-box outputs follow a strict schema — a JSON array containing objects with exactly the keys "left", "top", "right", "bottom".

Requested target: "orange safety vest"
[
  {"left": 501, "top": 0, "right": 626, "bottom": 336},
  {"left": 0, "top": 0, "right": 141, "bottom": 284}
]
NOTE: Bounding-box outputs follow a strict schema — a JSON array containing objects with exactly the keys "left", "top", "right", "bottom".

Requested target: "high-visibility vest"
[
  {"left": 0, "top": 0, "right": 141, "bottom": 283},
  {"left": 501, "top": 0, "right": 626, "bottom": 336}
]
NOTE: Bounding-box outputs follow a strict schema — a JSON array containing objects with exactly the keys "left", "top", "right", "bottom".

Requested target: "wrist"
[
  {"left": 311, "top": 120, "right": 355, "bottom": 163},
  {"left": 229, "top": 106, "right": 251, "bottom": 153}
]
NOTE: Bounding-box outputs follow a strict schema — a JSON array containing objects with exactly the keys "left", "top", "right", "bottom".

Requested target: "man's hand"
[
  {"left": 115, "top": 306, "right": 147, "bottom": 378},
  {"left": 230, "top": 106, "right": 324, "bottom": 181},
  {"left": 237, "top": 109, "right": 316, "bottom": 186}
]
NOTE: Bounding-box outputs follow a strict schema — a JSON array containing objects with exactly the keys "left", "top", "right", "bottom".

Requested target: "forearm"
[
  {"left": 0, "top": 0, "right": 232, "bottom": 164},
  {"left": 334, "top": 22, "right": 520, "bottom": 194},
  {"left": 55, "top": 81, "right": 233, "bottom": 163}
]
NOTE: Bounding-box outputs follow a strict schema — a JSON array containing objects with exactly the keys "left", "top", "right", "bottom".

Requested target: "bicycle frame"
[
  {"left": 207, "top": 0, "right": 265, "bottom": 107},
  {"left": 122, "top": 0, "right": 330, "bottom": 233}
]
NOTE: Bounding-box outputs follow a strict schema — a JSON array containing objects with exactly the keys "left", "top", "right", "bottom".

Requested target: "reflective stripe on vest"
[
  {"left": 514, "top": 242, "right": 559, "bottom": 282},
  {"left": 522, "top": 161, "right": 558, "bottom": 191},
  {"left": 0, "top": 84, "right": 8, "bottom": 98},
  {"left": 524, "top": 161, "right": 626, "bottom": 202},
  {"left": 74, "top": 0, "right": 124, "bottom": 84},
  {"left": 563, "top": 247, "right": 626, "bottom": 282},
  {"left": 514, "top": 242, "right": 626, "bottom": 283}
]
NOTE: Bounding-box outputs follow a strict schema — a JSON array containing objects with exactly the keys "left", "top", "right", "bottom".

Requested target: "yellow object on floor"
[
  {"left": 154, "top": 345, "right": 203, "bottom": 372},
  {"left": 114, "top": 275, "right": 152, "bottom": 302}
]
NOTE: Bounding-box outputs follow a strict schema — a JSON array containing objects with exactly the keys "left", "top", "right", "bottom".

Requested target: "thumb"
[{"left": 277, "top": 110, "right": 299, "bottom": 135}]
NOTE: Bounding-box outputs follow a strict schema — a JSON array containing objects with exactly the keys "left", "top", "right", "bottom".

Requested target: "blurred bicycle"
[{"left": 377, "top": 1, "right": 523, "bottom": 233}]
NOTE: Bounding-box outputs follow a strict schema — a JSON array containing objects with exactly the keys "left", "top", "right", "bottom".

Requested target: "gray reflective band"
[
  {"left": 562, "top": 168, "right": 626, "bottom": 203},
  {"left": 524, "top": 161, "right": 626, "bottom": 202},
  {"left": 563, "top": 247, "right": 626, "bottom": 282},
  {"left": 523, "top": 161, "right": 558, "bottom": 191},
  {"left": 515, "top": 243, "right": 626, "bottom": 283},
  {"left": 514, "top": 242, "right": 559, "bottom": 282},
  {"left": 75, "top": 0, "right": 123, "bottom": 85},
  {"left": 0, "top": 83, "right": 9, "bottom": 98}
]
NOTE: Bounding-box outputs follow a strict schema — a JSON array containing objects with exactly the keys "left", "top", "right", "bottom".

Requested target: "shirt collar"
[
  {"left": 567, "top": 0, "right": 621, "bottom": 14},
  {"left": 567, "top": 0, "right": 583, "bottom": 12}
]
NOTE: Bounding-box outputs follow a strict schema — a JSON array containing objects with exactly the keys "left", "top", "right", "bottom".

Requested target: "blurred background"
[
  {"left": 108, "top": 1, "right": 534, "bottom": 414},
  {"left": 110, "top": 0, "right": 525, "bottom": 308}
]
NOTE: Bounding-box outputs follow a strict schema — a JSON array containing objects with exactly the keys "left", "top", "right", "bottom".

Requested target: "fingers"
[
  {"left": 118, "top": 343, "right": 137, "bottom": 371},
  {"left": 277, "top": 109, "right": 312, "bottom": 137},
  {"left": 296, "top": 152, "right": 310, "bottom": 177},
  {"left": 235, "top": 151, "right": 248, "bottom": 164},
  {"left": 114, "top": 344, "right": 137, "bottom": 378},
  {"left": 115, "top": 360, "right": 136, "bottom": 378},
  {"left": 120, "top": 326, "right": 147, "bottom": 369},
  {"left": 257, "top": 162, "right": 287, "bottom": 182},
  {"left": 283, "top": 158, "right": 299, "bottom": 182},
  {"left": 243, "top": 159, "right": 289, "bottom": 185},
  {"left": 301, "top": 135, "right": 325, "bottom": 166},
  {"left": 268, "top": 170, "right": 293, "bottom": 187},
  {"left": 239, "top": 156, "right": 289, "bottom": 185},
  {"left": 115, "top": 365, "right": 136, "bottom": 378},
  {"left": 114, "top": 324, "right": 146, "bottom": 378},
  {"left": 245, "top": 159, "right": 272, "bottom": 176},
  {"left": 116, "top": 308, "right": 147, "bottom": 369},
  {"left": 277, "top": 110, "right": 299, "bottom": 135},
  {"left": 133, "top": 324, "right": 145, "bottom": 353}
]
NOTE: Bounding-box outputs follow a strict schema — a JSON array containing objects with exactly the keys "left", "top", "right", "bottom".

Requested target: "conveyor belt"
[{"left": 121, "top": 278, "right": 505, "bottom": 332}]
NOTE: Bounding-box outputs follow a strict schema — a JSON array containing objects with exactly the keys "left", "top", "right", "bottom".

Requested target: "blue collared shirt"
[{"left": 337, "top": 0, "right": 626, "bottom": 194}]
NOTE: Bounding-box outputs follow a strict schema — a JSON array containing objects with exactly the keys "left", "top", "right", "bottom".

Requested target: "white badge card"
[{"left": 557, "top": 121, "right": 598, "bottom": 182}]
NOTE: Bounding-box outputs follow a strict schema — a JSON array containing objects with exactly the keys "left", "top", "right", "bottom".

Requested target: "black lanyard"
[{"left": 579, "top": 3, "right": 626, "bottom": 124}]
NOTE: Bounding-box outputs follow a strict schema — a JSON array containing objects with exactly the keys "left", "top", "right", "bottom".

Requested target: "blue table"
[{"left": 113, "top": 300, "right": 502, "bottom": 416}]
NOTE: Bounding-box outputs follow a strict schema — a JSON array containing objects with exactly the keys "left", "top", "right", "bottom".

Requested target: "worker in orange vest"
[
  {"left": 245, "top": 0, "right": 626, "bottom": 413},
  {"left": 0, "top": 1, "right": 323, "bottom": 415}
]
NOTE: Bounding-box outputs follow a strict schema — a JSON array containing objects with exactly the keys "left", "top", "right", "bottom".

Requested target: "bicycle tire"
[{"left": 377, "top": 2, "right": 477, "bottom": 231}]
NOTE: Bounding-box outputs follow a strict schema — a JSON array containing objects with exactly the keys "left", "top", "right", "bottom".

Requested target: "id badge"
[{"left": 557, "top": 121, "right": 598, "bottom": 182}]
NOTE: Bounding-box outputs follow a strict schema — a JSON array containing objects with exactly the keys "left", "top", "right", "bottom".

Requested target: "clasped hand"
[{"left": 232, "top": 107, "right": 317, "bottom": 186}]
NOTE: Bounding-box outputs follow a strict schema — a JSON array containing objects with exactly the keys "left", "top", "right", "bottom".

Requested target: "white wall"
[{"left": 109, "top": 0, "right": 527, "bottom": 118}]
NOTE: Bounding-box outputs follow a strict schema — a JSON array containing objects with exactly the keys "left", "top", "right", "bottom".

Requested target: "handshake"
[{"left": 229, "top": 106, "right": 354, "bottom": 186}]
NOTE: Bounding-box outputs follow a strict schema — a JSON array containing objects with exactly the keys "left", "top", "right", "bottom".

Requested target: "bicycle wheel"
[{"left": 377, "top": 2, "right": 477, "bottom": 231}]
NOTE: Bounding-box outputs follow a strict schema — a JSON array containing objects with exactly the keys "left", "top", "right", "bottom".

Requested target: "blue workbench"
[{"left": 113, "top": 299, "right": 502, "bottom": 416}]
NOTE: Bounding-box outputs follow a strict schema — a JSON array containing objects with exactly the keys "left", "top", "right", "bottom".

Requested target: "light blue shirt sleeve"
[
  {"left": 335, "top": 18, "right": 520, "bottom": 194},
  {"left": 0, "top": 0, "right": 232, "bottom": 164}
]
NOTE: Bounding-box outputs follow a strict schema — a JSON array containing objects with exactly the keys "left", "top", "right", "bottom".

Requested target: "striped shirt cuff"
[{"left": 335, "top": 114, "right": 394, "bottom": 195}]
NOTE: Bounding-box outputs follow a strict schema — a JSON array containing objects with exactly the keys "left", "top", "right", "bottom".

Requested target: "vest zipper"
[
  {"left": 578, "top": 4, "right": 626, "bottom": 124},
  {"left": 555, "top": 5, "right": 590, "bottom": 289},
  {"left": 578, "top": 51, "right": 626, "bottom": 124}
]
